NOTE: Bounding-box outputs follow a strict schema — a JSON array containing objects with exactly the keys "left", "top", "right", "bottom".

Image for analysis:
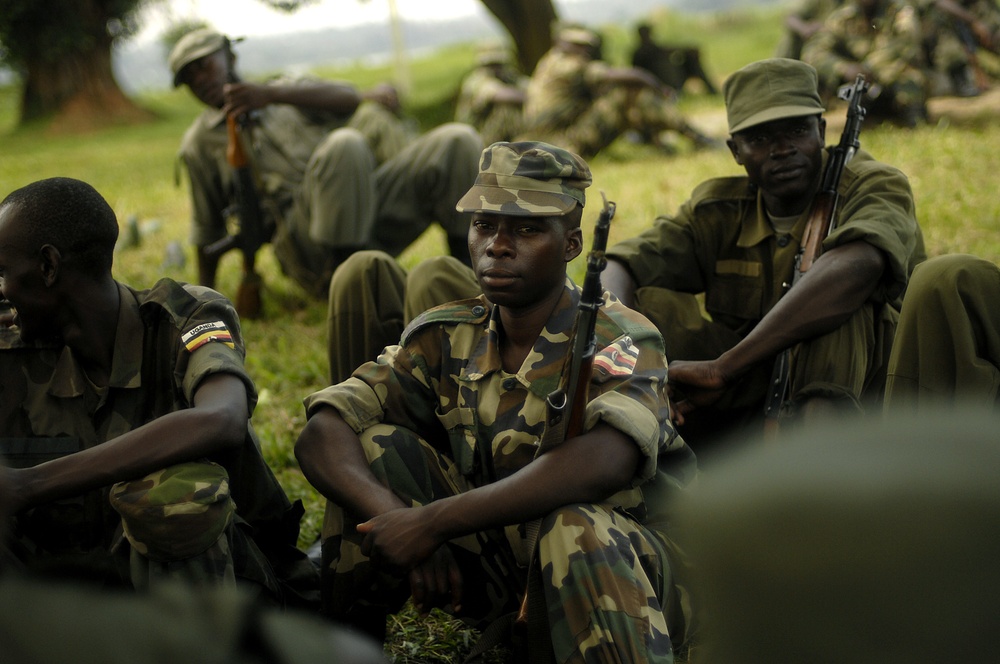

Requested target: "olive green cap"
[
  {"left": 456, "top": 141, "right": 592, "bottom": 216},
  {"left": 168, "top": 28, "right": 234, "bottom": 87},
  {"left": 724, "top": 58, "right": 825, "bottom": 134}
]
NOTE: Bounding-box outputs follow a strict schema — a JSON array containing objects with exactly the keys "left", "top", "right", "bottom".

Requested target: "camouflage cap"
[
  {"left": 724, "top": 58, "right": 825, "bottom": 134},
  {"left": 168, "top": 28, "right": 235, "bottom": 87},
  {"left": 456, "top": 141, "right": 592, "bottom": 217},
  {"left": 109, "top": 461, "right": 235, "bottom": 561}
]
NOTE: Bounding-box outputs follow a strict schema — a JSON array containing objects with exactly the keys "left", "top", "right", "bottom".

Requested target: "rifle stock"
[{"left": 763, "top": 75, "right": 869, "bottom": 431}]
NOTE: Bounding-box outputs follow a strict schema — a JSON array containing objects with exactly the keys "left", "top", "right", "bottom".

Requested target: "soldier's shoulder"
[
  {"left": 689, "top": 175, "right": 754, "bottom": 206},
  {"left": 136, "top": 279, "right": 235, "bottom": 326},
  {"left": 596, "top": 295, "right": 665, "bottom": 352},
  {"left": 401, "top": 297, "right": 491, "bottom": 345}
]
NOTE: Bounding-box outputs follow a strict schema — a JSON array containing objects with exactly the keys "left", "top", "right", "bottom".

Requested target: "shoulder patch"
[
  {"left": 593, "top": 335, "right": 640, "bottom": 377},
  {"left": 181, "top": 320, "right": 235, "bottom": 352},
  {"left": 401, "top": 297, "right": 490, "bottom": 345}
]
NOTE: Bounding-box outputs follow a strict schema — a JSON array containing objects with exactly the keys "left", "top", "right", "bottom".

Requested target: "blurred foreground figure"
[{"left": 676, "top": 409, "right": 1000, "bottom": 663}]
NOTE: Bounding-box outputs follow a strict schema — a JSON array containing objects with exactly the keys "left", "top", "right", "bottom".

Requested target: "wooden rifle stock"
[{"left": 763, "top": 75, "right": 869, "bottom": 433}]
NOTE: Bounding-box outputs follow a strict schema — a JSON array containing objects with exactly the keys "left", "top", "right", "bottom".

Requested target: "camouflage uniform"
[
  {"left": 0, "top": 279, "right": 315, "bottom": 606},
  {"left": 306, "top": 280, "right": 696, "bottom": 662},
  {"left": 920, "top": 0, "right": 1000, "bottom": 95},
  {"left": 606, "top": 148, "right": 925, "bottom": 444},
  {"left": 520, "top": 34, "right": 708, "bottom": 158},
  {"left": 884, "top": 254, "right": 1000, "bottom": 411},
  {"left": 455, "top": 56, "right": 528, "bottom": 145},
  {"left": 774, "top": 0, "right": 846, "bottom": 60},
  {"left": 802, "top": 0, "right": 930, "bottom": 123},
  {"left": 178, "top": 77, "right": 481, "bottom": 298}
]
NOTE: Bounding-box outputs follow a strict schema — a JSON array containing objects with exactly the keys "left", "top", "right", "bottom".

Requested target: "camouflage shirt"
[
  {"left": 803, "top": 0, "right": 925, "bottom": 86},
  {"left": 305, "top": 279, "right": 694, "bottom": 521},
  {"left": 522, "top": 47, "right": 610, "bottom": 135},
  {"left": 0, "top": 279, "right": 297, "bottom": 562},
  {"left": 606, "top": 149, "right": 926, "bottom": 336}
]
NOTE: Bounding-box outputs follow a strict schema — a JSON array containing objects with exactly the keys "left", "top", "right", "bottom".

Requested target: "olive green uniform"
[
  {"left": 884, "top": 253, "right": 1000, "bottom": 411},
  {"left": 178, "top": 78, "right": 481, "bottom": 297},
  {"left": 0, "top": 279, "right": 315, "bottom": 606},
  {"left": 307, "top": 280, "right": 696, "bottom": 663},
  {"left": 605, "top": 148, "right": 925, "bottom": 444}
]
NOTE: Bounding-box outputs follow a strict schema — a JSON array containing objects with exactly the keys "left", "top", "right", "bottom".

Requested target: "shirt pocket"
[
  {"left": 436, "top": 406, "right": 480, "bottom": 478},
  {"left": 706, "top": 259, "right": 764, "bottom": 321}
]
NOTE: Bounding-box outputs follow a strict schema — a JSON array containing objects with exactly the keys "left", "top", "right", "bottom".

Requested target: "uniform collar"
[
  {"left": 461, "top": 278, "right": 580, "bottom": 400},
  {"left": 48, "top": 282, "right": 143, "bottom": 397}
]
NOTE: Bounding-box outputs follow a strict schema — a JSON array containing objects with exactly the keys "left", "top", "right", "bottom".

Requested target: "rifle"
[
  {"left": 515, "top": 193, "right": 615, "bottom": 632},
  {"left": 762, "top": 74, "right": 869, "bottom": 432},
  {"left": 203, "top": 42, "right": 271, "bottom": 319}
]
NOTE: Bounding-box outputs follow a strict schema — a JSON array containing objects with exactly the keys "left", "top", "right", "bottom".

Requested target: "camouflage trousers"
[
  {"left": 523, "top": 86, "right": 694, "bottom": 159},
  {"left": 320, "top": 423, "right": 680, "bottom": 663}
]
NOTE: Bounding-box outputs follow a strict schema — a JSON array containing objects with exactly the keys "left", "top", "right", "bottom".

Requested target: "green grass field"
[{"left": 3, "top": 5, "right": 1000, "bottom": 662}]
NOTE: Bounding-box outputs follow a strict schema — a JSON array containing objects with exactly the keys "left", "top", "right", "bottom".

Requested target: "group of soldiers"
[
  {"left": 2, "top": 12, "right": 1000, "bottom": 664},
  {"left": 779, "top": 0, "right": 1000, "bottom": 125}
]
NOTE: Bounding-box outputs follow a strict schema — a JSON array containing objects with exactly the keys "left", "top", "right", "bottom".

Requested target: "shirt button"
[
  {"left": 777, "top": 235, "right": 791, "bottom": 248},
  {"left": 472, "top": 305, "right": 486, "bottom": 316},
  {"left": 502, "top": 378, "right": 518, "bottom": 390}
]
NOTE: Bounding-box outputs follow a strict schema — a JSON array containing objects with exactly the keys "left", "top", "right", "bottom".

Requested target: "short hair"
[{"left": 0, "top": 177, "right": 119, "bottom": 276}]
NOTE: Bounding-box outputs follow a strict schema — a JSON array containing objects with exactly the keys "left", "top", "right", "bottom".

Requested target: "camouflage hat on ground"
[
  {"left": 456, "top": 141, "right": 592, "bottom": 216},
  {"left": 724, "top": 58, "right": 825, "bottom": 134},
  {"left": 168, "top": 28, "right": 233, "bottom": 87},
  {"left": 110, "top": 461, "right": 235, "bottom": 561}
]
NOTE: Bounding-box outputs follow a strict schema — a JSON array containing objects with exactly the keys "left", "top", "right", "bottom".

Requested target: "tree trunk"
[
  {"left": 17, "top": 0, "right": 152, "bottom": 132},
  {"left": 480, "top": 0, "right": 558, "bottom": 74}
]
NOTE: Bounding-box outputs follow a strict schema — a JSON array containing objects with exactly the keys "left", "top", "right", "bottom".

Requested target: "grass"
[{"left": 3, "top": 5, "right": 1000, "bottom": 662}]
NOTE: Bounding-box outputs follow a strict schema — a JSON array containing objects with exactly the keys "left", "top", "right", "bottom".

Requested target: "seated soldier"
[
  {"left": 296, "top": 141, "right": 696, "bottom": 662},
  {"left": 631, "top": 21, "right": 719, "bottom": 95},
  {"left": 883, "top": 253, "right": 1000, "bottom": 411},
  {"left": 0, "top": 178, "right": 316, "bottom": 607}
]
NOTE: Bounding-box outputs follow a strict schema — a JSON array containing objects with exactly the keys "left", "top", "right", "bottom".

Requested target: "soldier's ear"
[
  {"left": 564, "top": 226, "right": 583, "bottom": 263},
  {"left": 727, "top": 138, "right": 742, "bottom": 165},
  {"left": 38, "top": 244, "right": 61, "bottom": 287}
]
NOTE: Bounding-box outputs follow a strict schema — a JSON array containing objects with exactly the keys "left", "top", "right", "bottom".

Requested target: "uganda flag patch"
[
  {"left": 181, "top": 320, "right": 235, "bottom": 353},
  {"left": 593, "top": 335, "right": 638, "bottom": 377}
]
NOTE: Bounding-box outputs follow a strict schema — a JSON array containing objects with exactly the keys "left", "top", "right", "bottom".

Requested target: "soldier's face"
[
  {"left": 0, "top": 206, "right": 57, "bottom": 343},
  {"left": 469, "top": 212, "right": 582, "bottom": 310},
  {"left": 727, "top": 115, "right": 827, "bottom": 217},
  {"left": 179, "top": 50, "right": 229, "bottom": 109}
]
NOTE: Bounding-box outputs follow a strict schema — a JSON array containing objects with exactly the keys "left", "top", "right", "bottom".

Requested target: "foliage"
[
  {"left": 2, "top": 4, "right": 1000, "bottom": 660},
  {"left": 0, "top": 0, "right": 149, "bottom": 70}
]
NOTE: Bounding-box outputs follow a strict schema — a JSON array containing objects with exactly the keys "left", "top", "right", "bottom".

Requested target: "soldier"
[
  {"left": 802, "top": 0, "right": 931, "bottom": 126},
  {"left": 920, "top": 0, "right": 1000, "bottom": 96},
  {"left": 631, "top": 21, "right": 719, "bottom": 95},
  {"left": 454, "top": 46, "right": 528, "bottom": 145},
  {"left": 774, "top": 0, "right": 847, "bottom": 60},
  {"left": 0, "top": 177, "right": 316, "bottom": 607},
  {"left": 296, "top": 141, "right": 696, "bottom": 662},
  {"left": 883, "top": 253, "right": 1000, "bottom": 411},
  {"left": 169, "top": 28, "right": 482, "bottom": 299},
  {"left": 519, "top": 25, "right": 718, "bottom": 158},
  {"left": 601, "top": 58, "right": 925, "bottom": 450},
  {"left": 675, "top": 408, "right": 1000, "bottom": 663}
]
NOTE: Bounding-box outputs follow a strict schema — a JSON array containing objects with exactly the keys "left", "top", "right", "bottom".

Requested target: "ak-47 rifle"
[
  {"left": 514, "top": 194, "right": 615, "bottom": 636},
  {"left": 542, "top": 192, "right": 615, "bottom": 445},
  {"left": 762, "top": 74, "right": 869, "bottom": 432},
  {"left": 203, "top": 41, "right": 271, "bottom": 319}
]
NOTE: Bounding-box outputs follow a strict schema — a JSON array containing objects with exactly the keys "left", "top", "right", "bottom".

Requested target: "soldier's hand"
[
  {"left": 357, "top": 506, "right": 444, "bottom": 573},
  {"left": 409, "top": 545, "right": 464, "bottom": 615},
  {"left": 223, "top": 82, "right": 269, "bottom": 118},
  {"left": 667, "top": 358, "right": 731, "bottom": 420}
]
